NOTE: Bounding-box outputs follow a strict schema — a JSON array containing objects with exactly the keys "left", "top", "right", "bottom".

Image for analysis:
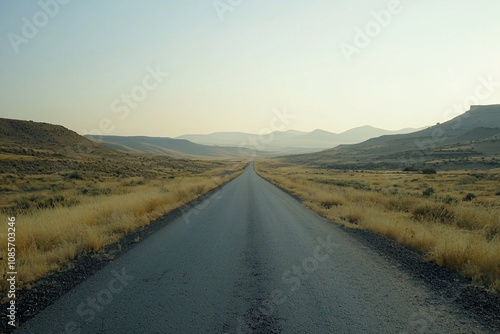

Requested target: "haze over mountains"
[
  {"left": 177, "top": 126, "right": 422, "bottom": 153},
  {"left": 84, "top": 126, "right": 423, "bottom": 158},
  {"left": 286, "top": 105, "right": 500, "bottom": 170}
]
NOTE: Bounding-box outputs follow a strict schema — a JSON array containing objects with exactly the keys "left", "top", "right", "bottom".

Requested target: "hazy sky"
[{"left": 1, "top": 0, "right": 499, "bottom": 137}]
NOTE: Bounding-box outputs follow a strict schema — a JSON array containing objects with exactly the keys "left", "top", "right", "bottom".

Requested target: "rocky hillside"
[{"left": 0, "top": 118, "right": 118, "bottom": 158}]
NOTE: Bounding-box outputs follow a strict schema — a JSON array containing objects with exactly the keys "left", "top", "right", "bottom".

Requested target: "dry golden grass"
[
  {"left": 254, "top": 159, "right": 500, "bottom": 292},
  {"left": 0, "top": 162, "right": 246, "bottom": 293}
]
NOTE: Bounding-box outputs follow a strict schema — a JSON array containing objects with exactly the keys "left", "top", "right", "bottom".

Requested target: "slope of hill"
[
  {"left": 85, "top": 135, "right": 267, "bottom": 159},
  {"left": 0, "top": 118, "right": 118, "bottom": 158},
  {"left": 174, "top": 132, "right": 258, "bottom": 147},
  {"left": 0, "top": 118, "right": 216, "bottom": 177},
  {"left": 177, "top": 126, "right": 421, "bottom": 153},
  {"left": 338, "top": 125, "right": 418, "bottom": 142},
  {"left": 285, "top": 105, "right": 500, "bottom": 170}
]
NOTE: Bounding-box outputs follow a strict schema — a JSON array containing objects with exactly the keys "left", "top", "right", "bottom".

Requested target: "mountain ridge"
[
  {"left": 284, "top": 105, "right": 500, "bottom": 170},
  {"left": 176, "top": 126, "right": 423, "bottom": 152}
]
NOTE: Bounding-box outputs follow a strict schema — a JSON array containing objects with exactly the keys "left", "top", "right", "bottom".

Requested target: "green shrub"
[
  {"left": 67, "top": 171, "right": 84, "bottom": 180},
  {"left": 462, "top": 193, "right": 476, "bottom": 202},
  {"left": 422, "top": 168, "right": 437, "bottom": 175},
  {"left": 442, "top": 195, "right": 457, "bottom": 204}
]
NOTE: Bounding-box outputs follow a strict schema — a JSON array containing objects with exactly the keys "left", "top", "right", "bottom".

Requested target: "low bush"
[
  {"left": 462, "top": 193, "right": 476, "bottom": 202},
  {"left": 422, "top": 168, "right": 437, "bottom": 175},
  {"left": 442, "top": 195, "right": 457, "bottom": 204},
  {"left": 403, "top": 166, "right": 419, "bottom": 172},
  {"left": 67, "top": 171, "right": 84, "bottom": 180},
  {"left": 422, "top": 187, "right": 435, "bottom": 197}
]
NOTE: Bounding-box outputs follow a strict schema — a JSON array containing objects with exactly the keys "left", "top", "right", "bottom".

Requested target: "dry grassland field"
[
  {"left": 0, "top": 156, "right": 246, "bottom": 295},
  {"left": 254, "top": 159, "right": 500, "bottom": 292}
]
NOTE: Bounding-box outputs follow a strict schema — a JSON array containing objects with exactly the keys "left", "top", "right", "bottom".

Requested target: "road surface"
[{"left": 16, "top": 163, "right": 488, "bottom": 333}]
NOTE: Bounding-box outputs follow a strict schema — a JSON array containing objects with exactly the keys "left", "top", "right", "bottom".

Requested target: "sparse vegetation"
[
  {"left": 255, "top": 159, "right": 500, "bottom": 292},
  {"left": 1, "top": 169, "right": 244, "bottom": 292}
]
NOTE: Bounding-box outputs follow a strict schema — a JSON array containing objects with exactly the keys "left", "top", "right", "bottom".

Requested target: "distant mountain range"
[
  {"left": 285, "top": 105, "right": 500, "bottom": 170},
  {"left": 85, "top": 126, "right": 423, "bottom": 158},
  {"left": 176, "top": 126, "right": 422, "bottom": 154},
  {"left": 84, "top": 135, "right": 267, "bottom": 159}
]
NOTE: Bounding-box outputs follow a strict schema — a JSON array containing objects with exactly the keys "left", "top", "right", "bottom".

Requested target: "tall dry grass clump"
[{"left": 254, "top": 160, "right": 500, "bottom": 292}]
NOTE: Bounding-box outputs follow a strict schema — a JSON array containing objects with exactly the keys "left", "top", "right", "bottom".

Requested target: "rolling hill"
[{"left": 284, "top": 105, "right": 500, "bottom": 170}]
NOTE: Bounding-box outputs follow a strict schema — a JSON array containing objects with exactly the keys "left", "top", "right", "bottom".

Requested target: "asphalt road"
[{"left": 16, "top": 163, "right": 488, "bottom": 333}]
